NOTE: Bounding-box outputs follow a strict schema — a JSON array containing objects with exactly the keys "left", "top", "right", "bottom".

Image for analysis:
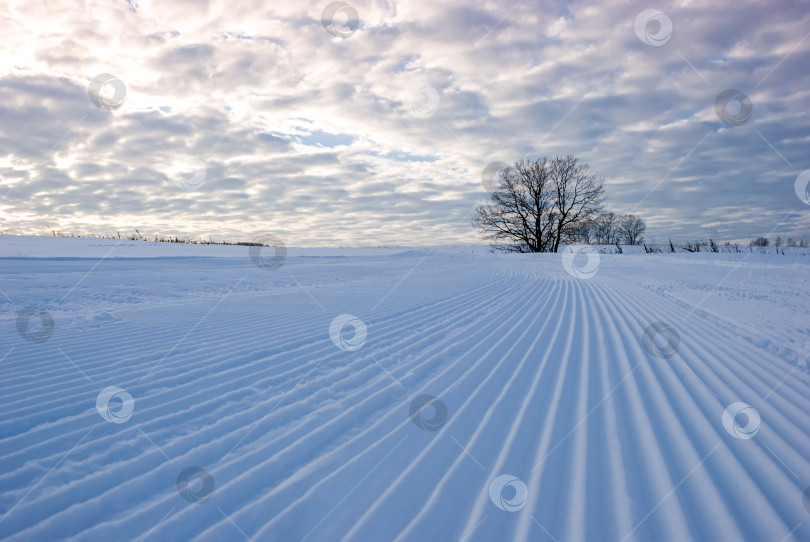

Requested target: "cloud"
[{"left": 0, "top": 0, "right": 809, "bottom": 245}]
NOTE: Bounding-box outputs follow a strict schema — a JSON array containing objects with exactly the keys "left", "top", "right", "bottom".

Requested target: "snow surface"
[{"left": 1, "top": 236, "right": 808, "bottom": 541}]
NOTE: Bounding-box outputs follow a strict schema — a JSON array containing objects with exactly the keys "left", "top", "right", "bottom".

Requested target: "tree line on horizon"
[
  {"left": 471, "top": 155, "right": 810, "bottom": 254},
  {"left": 472, "top": 155, "right": 645, "bottom": 252},
  {"left": 750, "top": 236, "right": 807, "bottom": 248}
]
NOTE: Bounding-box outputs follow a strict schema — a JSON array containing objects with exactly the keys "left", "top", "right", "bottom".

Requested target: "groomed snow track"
[{"left": 1, "top": 244, "right": 808, "bottom": 541}]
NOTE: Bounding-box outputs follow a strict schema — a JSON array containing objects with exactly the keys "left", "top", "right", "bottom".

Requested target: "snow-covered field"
[{"left": 1, "top": 236, "right": 809, "bottom": 541}]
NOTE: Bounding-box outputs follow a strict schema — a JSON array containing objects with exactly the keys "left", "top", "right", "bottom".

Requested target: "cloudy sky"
[{"left": 1, "top": 0, "right": 809, "bottom": 246}]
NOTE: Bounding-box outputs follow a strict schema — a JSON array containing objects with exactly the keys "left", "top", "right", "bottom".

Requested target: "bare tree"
[
  {"left": 618, "top": 214, "right": 646, "bottom": 245},
  {"left": 564, "top": 211, "right": 647, "bottom": 246},
  {"left": 775, "top": 236, "right": 782, "bottom": 247},
  {"left": 550, "top": 155, "right": 605, "bottom": 252},
  {"left": 564, "top": 218, "right": 594, "bottom": 244},
  {"left": 473, "top": 156, "right": 604, "bottom": 252},
  {"left": 472, "top": 159, "right": 555, "bottom": 252},
  {"left": 592, "top": 212, "right": 619, "bottom": 244}
]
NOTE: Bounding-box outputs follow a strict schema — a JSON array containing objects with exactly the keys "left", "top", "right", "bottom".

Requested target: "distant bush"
[
  {"left": 750, "top": 237, "right": 769, "bottom": 247},
  {"left": 598, "top": 239, "right": 809, "bottom": 256},
  {"left": 46, "top": 227, "right": 262, "bottom": 247}
]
